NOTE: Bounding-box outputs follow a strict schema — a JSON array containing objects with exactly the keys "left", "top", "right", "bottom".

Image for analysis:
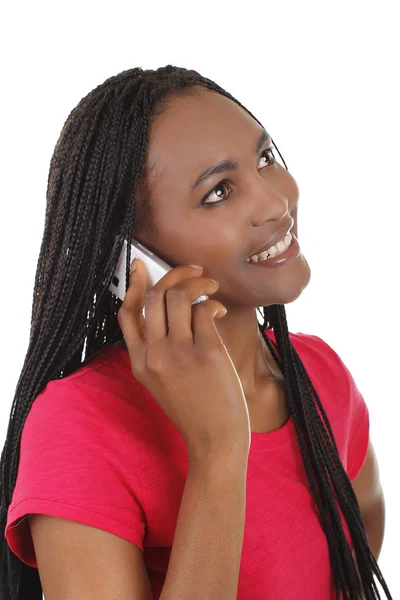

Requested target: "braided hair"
[{"left": 0, "top": 65, "right": 393, "bottom": 599}]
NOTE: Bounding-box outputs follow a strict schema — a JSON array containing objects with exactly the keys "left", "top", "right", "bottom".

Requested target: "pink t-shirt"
[{"left": 5, "top": 330, "right": 369, "bottom": 599}]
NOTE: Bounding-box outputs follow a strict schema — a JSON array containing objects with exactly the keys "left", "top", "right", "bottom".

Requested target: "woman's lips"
[
  {"left": 249, "top": 224, "right": 293, "bottom": 258},
  {"left": 246, "top": 234, "right": 300, "bottom": 268}
]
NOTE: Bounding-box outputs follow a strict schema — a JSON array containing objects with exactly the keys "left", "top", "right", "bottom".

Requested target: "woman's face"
[{"left": 134, "top": 87, "right": 311, "bottom": 310}]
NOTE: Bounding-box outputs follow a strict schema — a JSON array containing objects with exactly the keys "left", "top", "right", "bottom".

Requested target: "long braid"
[
  {"left": 259, "top": 305, "right": 392, "bottom": 599},
  {"left": 0, "top": 65, "right": 393, "bottom": 599}
]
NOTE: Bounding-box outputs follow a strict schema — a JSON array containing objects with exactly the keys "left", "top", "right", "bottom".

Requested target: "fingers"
[
  {"left": 119, "top": 261, "right": 228, "bottom": 354},
  {"left": 143, "top": 265, "right": 205, "bottom": 344},
  {"left": 165, "top": 276, "right": 223, "bottom": 342},
  {"left": 116, "top": 258, "right": 147, "bottom": 356}
]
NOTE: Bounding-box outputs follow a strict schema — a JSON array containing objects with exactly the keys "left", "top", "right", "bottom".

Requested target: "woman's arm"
[
  {"left": 159, "top": 452, "right": 248, "bottom": 600},
  {"left": 361, "top": 489, "right": 386, "bottom": 560},
  {"left": 351, "top": 439, "right": 386, "bottom": 560}
]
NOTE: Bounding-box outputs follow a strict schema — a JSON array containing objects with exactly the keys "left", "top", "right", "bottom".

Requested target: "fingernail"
[
  {"left": 189, "top": 264, "right": 203, "bottom": 270},
  {"left": 130, "top": 258, "right": 137, "bottom": 273}
]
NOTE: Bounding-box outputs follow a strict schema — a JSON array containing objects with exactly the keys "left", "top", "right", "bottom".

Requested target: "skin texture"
[{"left": 118, "top": 88, "right": 385, "bottom": 553}]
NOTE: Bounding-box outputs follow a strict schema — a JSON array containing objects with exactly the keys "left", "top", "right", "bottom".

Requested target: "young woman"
[{"left": 0, "top": 66, "right": 393, "bottom": 599}]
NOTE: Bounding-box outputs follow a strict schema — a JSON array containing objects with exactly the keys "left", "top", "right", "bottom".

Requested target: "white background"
[{"left": 0, "top": 1, "right": 398, "bottom": 596}]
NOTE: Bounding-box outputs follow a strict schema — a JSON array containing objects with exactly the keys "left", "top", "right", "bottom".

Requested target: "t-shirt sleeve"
[
  {"left": 304, "top": 333, "right": 370, "bottom": 482},
  {"left": 5, "top": 379, "right": 147, "bottom": 568}
]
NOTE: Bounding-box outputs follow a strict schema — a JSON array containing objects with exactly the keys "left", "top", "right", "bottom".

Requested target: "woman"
[{"left": 0, "top": 66, "right": 393, "bottom": 599}]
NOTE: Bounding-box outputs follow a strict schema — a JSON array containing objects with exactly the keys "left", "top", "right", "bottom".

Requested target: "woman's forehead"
[{"left": 146, "top": 91, "right": 264, "bottom": 189}]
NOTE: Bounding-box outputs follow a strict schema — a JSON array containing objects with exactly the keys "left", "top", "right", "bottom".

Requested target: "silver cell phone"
[{"left": 108, "top": 237, "right": 209, "bottom": 311}]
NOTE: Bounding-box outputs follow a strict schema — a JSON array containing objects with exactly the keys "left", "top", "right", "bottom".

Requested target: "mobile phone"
[{"left": 108, "top": 237, "right": 209, "bottom": 309}]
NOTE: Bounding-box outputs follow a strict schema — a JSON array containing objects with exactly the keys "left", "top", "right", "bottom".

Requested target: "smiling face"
[{"left": 133, "top": 86, "right": 311, "bottom": 310}]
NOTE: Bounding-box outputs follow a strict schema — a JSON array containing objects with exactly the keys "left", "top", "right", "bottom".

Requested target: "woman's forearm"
[{"left": 159, "top": 453, "right": 248, "bottom": 600}]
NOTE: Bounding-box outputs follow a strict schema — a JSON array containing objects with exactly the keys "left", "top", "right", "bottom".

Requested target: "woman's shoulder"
[
  {"left": 265, "top": 327, "right": 356, "bottom": 399},
  {"left": 288, "top": 331, "right": 352, "bottom": 374},
  {"left": 265, "top": 327, "right": 342, "bottom": 361},
  {"left": 27, "top": 343, "right": 145, "bottom": 434}
]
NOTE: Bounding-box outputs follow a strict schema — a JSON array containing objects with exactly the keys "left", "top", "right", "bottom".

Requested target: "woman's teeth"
[{"left": 247, "top": 232, "right": 293, "bottom": 263}]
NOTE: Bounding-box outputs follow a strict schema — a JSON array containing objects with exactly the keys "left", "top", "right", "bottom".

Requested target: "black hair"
[{"left": 0, "top": 65, "right": 393, "bottom": 599}]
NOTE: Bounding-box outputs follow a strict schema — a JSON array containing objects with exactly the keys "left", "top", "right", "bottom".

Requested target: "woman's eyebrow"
[{"left": 190, "top": 129, "right": 271, "bottom": 192}]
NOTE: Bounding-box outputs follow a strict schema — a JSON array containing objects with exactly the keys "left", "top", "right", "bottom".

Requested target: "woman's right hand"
[{"left": 117, "top": 258, "right": 251, "bottom": 462}]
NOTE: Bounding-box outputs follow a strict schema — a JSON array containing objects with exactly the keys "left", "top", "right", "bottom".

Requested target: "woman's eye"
[{"left": 201, "top": 147, "right": 276, "bottom": 206}]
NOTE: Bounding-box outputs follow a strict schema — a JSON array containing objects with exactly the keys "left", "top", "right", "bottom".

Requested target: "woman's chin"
[{"left": 257, "top": 261, "right": 312, "bottom": 307}]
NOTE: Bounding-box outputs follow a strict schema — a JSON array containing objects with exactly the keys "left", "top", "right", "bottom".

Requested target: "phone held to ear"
[{"left": 108, "top": 237, "right": 209, "bottom": 312}]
